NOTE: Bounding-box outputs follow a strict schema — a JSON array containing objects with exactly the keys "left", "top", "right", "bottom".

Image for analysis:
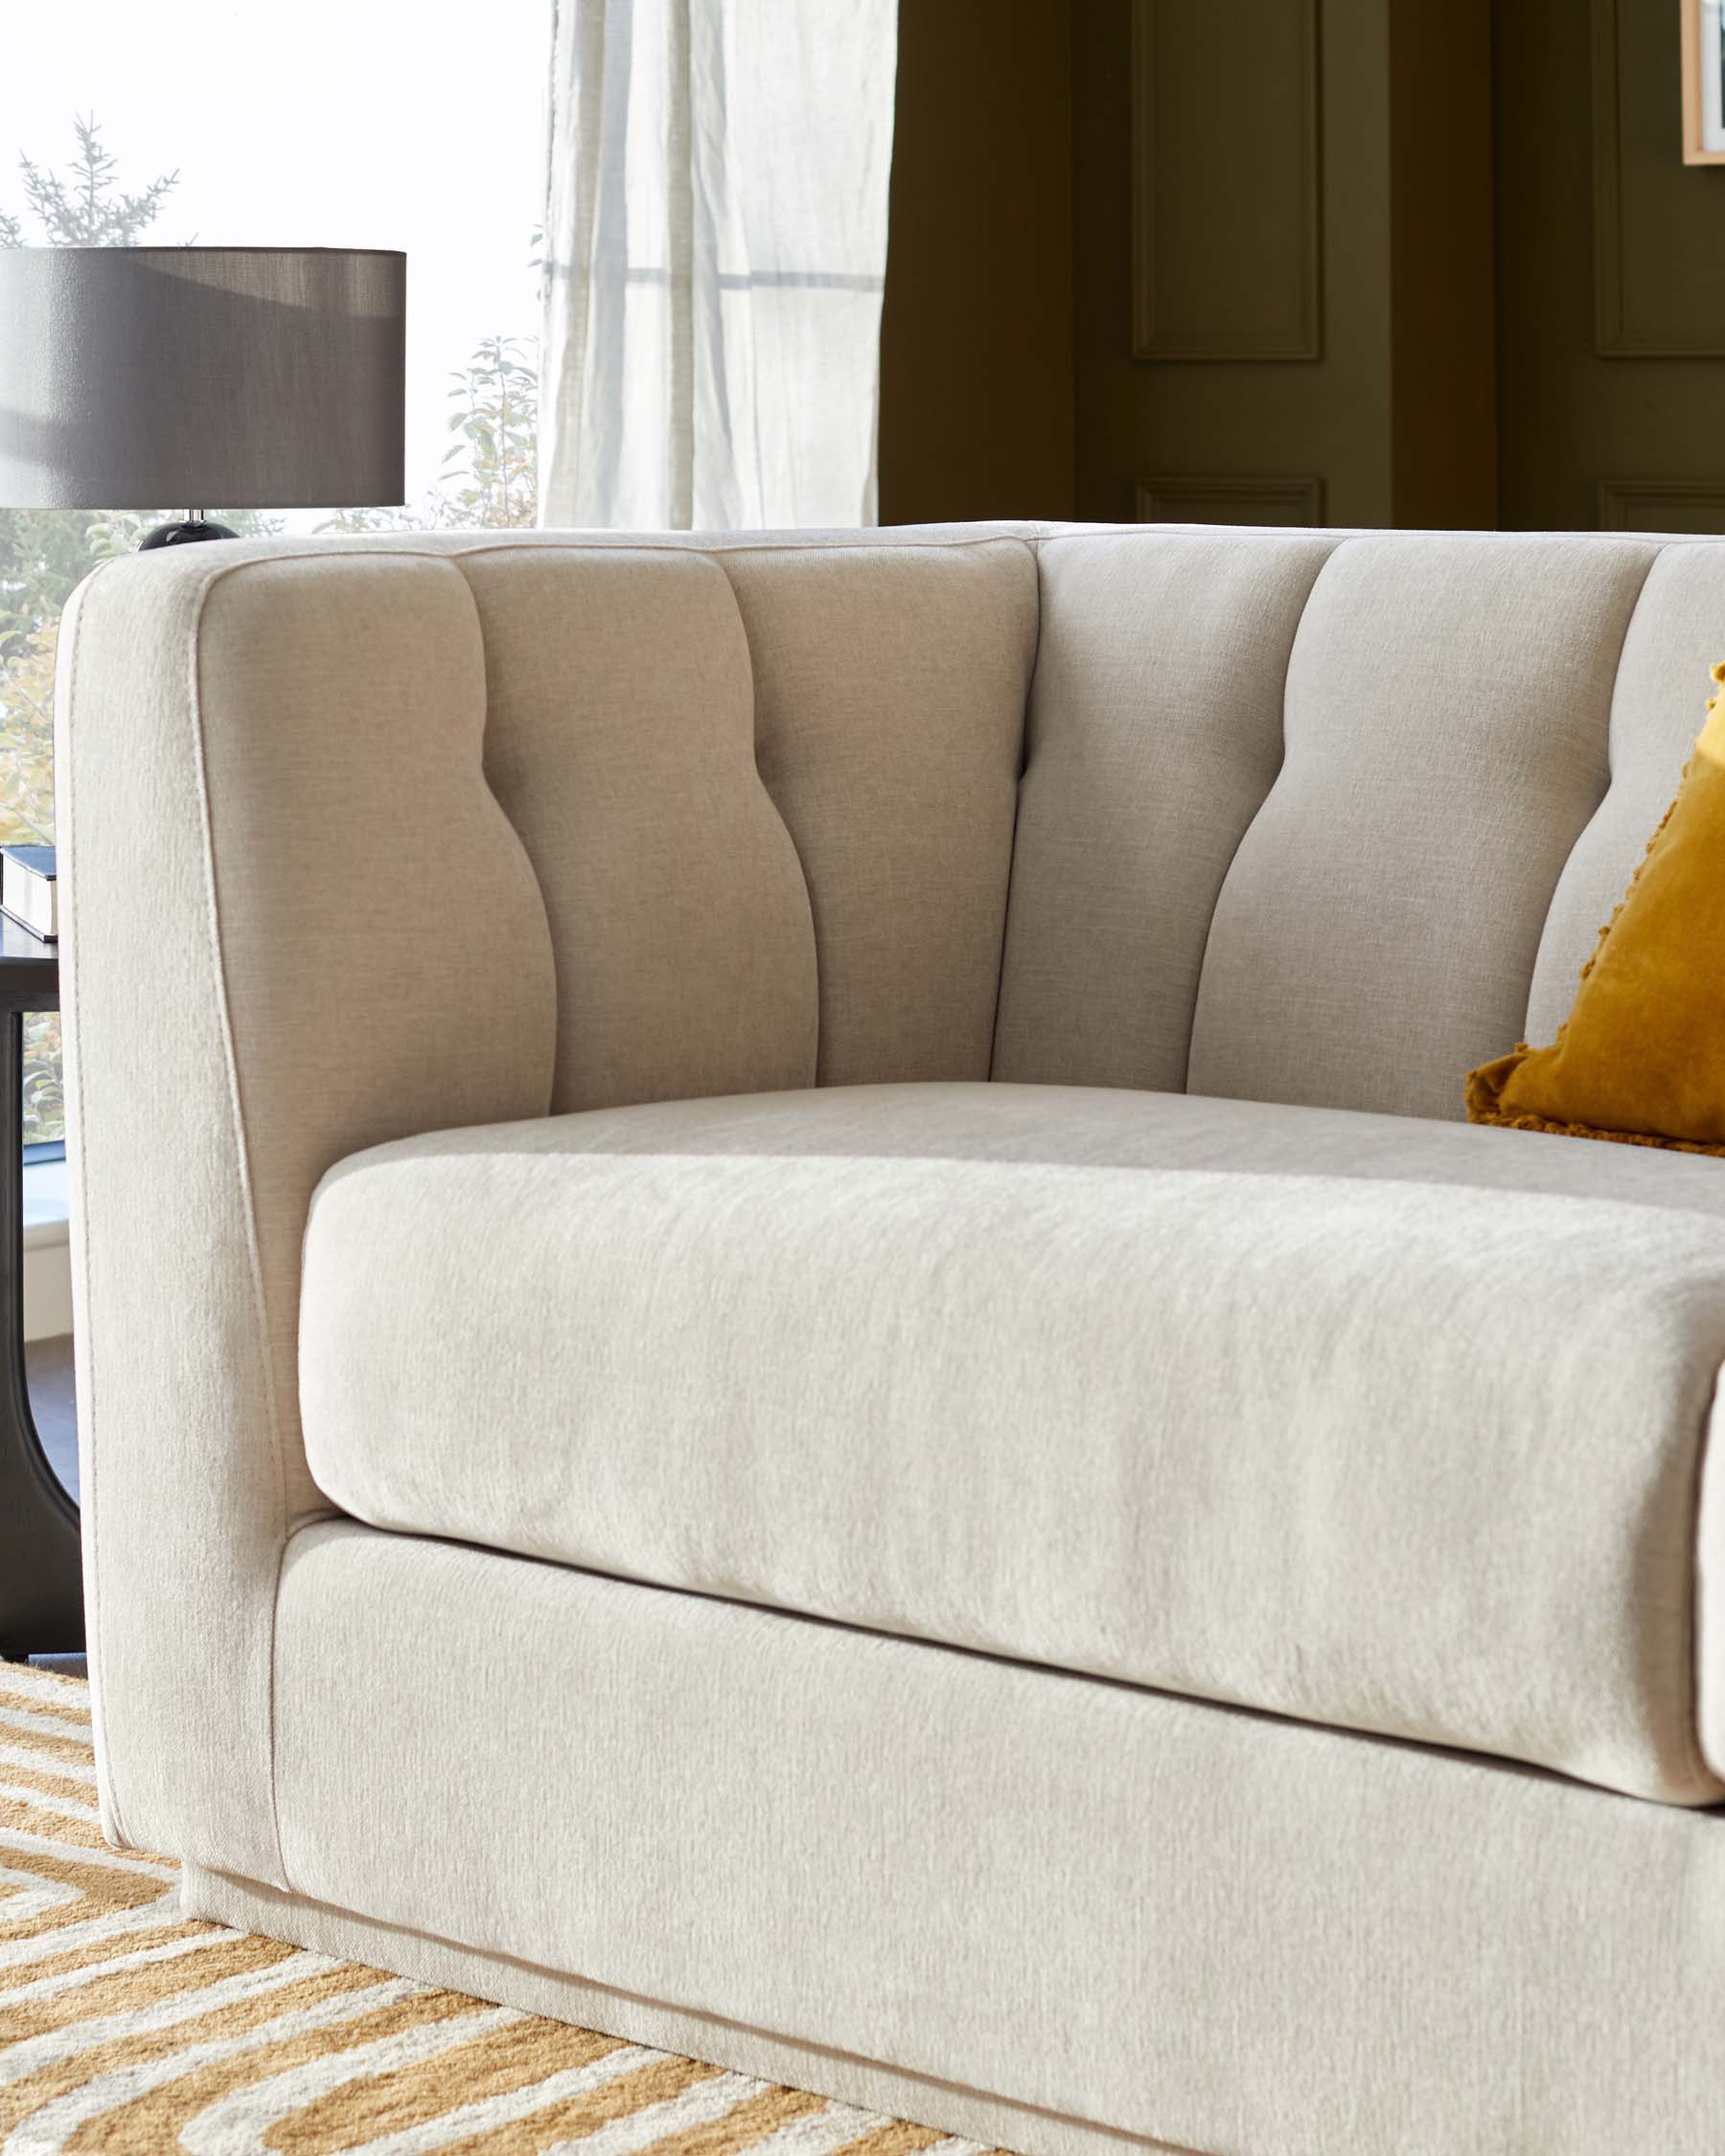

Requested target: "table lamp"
[{"left": 0, "top": 246, "right": 405, "bottom": 547}]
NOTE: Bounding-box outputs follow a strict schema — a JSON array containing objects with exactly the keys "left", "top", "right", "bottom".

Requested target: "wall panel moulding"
[
  {"left": 1593, "top": 0, "right": 1725, "bottom": 356},
  {"left": 1598, "top": 478, "right": 1725, "bottom": 531},
  {"left": 1130, "top": 0, "right": 1323, "bottom": 360},
  {"left": 1135, "top": 475, "right": 1327, "bottom": 526}
]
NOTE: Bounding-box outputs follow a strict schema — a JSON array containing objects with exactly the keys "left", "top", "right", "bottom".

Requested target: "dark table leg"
[{"left": 0, "top": 1008, "right": 81, "bottom": 1658}]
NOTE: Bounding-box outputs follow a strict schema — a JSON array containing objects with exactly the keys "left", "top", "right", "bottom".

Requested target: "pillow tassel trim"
[{"left": 1460, "top": 1098, "right": 1725, "bottom": 1158}]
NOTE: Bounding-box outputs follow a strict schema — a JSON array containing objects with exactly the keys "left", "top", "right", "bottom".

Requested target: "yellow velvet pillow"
[{"left": 1466, "top": 662, "right": 1725, "bottom": 1155}]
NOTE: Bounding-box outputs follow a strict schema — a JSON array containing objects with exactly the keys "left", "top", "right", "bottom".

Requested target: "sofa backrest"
[
  {"left": 60, "top": 518, "right": 1725, "bottom": 1869},
  {"left": 466, "top": 537, "right": 1038, "bottom": 1112},
  {"left": 998, "top": 528, "right": 1725, "bottom": 1121},
  {"left": 143, "top": 519, "right": 1724, "bottom": 1133},
  {"left": 458, "top": 523, "right": 1725, "bottom": 1128}
]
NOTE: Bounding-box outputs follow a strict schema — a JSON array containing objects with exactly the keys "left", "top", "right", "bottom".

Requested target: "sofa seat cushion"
[{"left": 299, "top": 1082, "right": 1725, "bottom": 1806}]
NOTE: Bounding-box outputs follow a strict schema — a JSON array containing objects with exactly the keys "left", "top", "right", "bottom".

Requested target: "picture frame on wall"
[{"left": 1683, "top": 0, "right": 1725, "bottom": 163}]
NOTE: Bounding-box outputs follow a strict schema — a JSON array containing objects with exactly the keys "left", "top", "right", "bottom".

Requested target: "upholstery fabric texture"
[
  {"left": 303, "top": 1081, "right": 1725, "bottom": 1805},
  {"left": 723, "top": 541, "right": 1036, "bottom": 1084},
  {"left": 58, "top": 548, "right": 557, "bottom": 1882},
  {"left": 993, "top": 530, "right": 1338, "bottom": 1090},
  {"left": 62, "top": 520, "right": 1725, "bottom": 2156},
  {"left": 461, "top": 544, "right": 818, "bottom": 1112},
  {"left": 260, "top": 1522, "right": 1725, "bottom": 2156},
  {"left": 0, "top": 1665, "right": 1001, "bottom": 2156},
  {"left": 1186, "top": 533, "right": 1655, "bottom": 1118},
  {"left": 1468, "top": 662, "right": 1725, "bottom": 1152},
  {"left": 1521, "top": 542, "right": 1725, "bottom": 1039},
  {"left": 57, "top": 524, "right": 1039, "bottom": 1879}
]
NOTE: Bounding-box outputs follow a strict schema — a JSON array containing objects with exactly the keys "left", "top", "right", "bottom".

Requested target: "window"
[{"left": 0, "top": 0, "right": 551, "bottom": 1146}]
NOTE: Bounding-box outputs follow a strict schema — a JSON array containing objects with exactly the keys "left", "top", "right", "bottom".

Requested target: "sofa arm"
[{"left": 58, "top": 543, "right": 555, "bottom": 1881}]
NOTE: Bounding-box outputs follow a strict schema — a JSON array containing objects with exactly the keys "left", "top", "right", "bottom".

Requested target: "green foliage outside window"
[
  {"left": 322, "top": 335, "right": 540, "bottom": 536},
  {"left": 0, "top": 121, "right": 540, "bottom": 1145}
]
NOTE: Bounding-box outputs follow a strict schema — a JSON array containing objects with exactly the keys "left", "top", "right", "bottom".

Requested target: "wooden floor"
[{"left": 26, "top": 1332, "right": 77, "bottom": 1502}]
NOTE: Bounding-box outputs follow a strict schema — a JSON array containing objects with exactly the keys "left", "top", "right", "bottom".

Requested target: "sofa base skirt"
[
  {"left": 180, "top": 1865, "right": 1185, "bottom": 2155},
  {"left": 230, "top": 1521, "right": 1725, "bottom": 2156}
]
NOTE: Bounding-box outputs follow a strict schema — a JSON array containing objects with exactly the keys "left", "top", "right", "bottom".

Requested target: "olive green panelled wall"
[
  {"left": 1497, "top": 0, "right": 1725, "bottom": 533},
  {"left": 883, "top": 1, "right": 1725, "bottom": 534},
  {"left": 1071, "top": 0, "right": 1495, "bottom": 531},
  {"left": 878, "top": 1, "right": 1076, "bottom": 524}
]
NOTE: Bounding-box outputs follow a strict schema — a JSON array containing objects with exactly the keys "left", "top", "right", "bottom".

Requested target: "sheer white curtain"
[{"left": 539, "top": 0, "right": 896, "bottom": 530}]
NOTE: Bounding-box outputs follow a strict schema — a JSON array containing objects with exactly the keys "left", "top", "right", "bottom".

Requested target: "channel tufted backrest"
[
  {"left": 59, "top": 526, "right": 1037, "bottom": 1869},
  {"left": 1524, "top": 542, "right": 1725, "bottom": 1044},
  {"left": 61, "top": 519, "right": 1725, "bottom": 1877},
  {"left": 462, "top": 537, "right": 1037, "bottom": 1112},
  {"left": 999, "top": 527, "right": 1725, "bottom": 1121},
  {"left": 462, "top": 524, "right": 1725, "bottom": 1126},
  {"left": 992, "top": 530, "right": 1339, "bottom": 1091}
]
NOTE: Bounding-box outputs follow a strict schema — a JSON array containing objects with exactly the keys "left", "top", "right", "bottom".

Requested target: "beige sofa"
[{"left": 59, "top": 519, "right": 1725, "bottom": 2156}]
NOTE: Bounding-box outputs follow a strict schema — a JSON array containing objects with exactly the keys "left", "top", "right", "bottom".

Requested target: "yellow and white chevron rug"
[{"left": 0, "top": 1665, "right": 1003, "bottom": 2155}]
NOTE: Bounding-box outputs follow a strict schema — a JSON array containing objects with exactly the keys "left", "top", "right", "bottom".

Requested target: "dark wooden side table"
[{"left": 0, "top": 917, "right": 80, "bottom": 1658}]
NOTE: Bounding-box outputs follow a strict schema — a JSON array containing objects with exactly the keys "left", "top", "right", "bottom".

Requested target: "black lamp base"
[{"left": 139, "top": 516, "right": 239, "bottom": 551}]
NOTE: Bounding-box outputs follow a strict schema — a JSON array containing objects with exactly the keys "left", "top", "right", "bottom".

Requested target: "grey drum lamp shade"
[{"left": 0, "top": 247, "right": 405, "bottom": 510}]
